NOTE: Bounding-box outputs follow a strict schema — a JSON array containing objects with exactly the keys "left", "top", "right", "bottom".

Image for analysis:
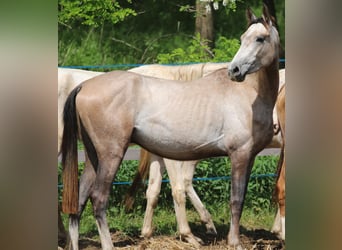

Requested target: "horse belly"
[{"left": 132, "top": 122, "right": 226, "bottom": 160}]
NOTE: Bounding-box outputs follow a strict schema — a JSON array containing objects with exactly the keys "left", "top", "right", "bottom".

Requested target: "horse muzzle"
[{"left": 228, "top": 65, "right": 246, "bottom": 82}]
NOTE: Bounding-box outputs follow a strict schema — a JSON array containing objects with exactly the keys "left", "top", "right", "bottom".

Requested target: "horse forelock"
[
  {"left": 248, "top": 16, "right": 277, "bottom": 34},
  {"left": 248, "top": 17, "right": 266, "bottom": 27}
]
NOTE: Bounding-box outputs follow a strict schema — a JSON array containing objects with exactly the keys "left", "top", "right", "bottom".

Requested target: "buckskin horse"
[
  {"left": 61, "top": 5, "right": 280, "bottom": 249},
  {"left": 58, "top": 67, "right": 285, "bottom": 246},
  {"left": 58, "top": 63, "right": 230, "bottom": 242}
]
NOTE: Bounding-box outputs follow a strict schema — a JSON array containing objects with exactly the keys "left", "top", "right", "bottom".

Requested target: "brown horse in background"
[
  {"left": 271, "top": 84, "right": 285, "bottom": 240},
  {"left": 61, "top": 5, "right": 279, "bottom": 249}
]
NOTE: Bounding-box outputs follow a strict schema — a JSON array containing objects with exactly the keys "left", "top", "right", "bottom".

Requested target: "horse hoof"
[
  {"left": 181, "top": 234, "right": 204, "bottom": 248},
  {"left": 228, "top": 244, "right": 244, "bottom": 250},
  {"left": 140, "top": 229, "right": 153, "bottom": 238}
]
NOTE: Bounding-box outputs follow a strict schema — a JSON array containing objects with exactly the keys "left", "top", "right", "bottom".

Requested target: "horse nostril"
[{"left": 233, "top": 66, "right": 240, "bottom": 74}]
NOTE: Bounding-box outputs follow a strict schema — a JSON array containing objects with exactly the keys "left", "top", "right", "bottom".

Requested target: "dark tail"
[
  {"left": 124, "top": 148, "right": 151, "bottom": 211},
  {"left": 61, "top": 86, "right": 82, "bottom": 214}
]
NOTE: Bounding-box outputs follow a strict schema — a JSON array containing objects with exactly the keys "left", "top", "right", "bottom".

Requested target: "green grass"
[
  {"left": 59, "top": 153, "right": 279, "bottom": 238},
  {"left": 61, "top": 202, "right": 276, "bottom": 238}
]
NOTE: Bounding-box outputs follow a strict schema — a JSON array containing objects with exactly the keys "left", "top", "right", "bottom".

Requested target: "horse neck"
[{"left": 254, "top": 57, "right": 279, "bottom": 106}]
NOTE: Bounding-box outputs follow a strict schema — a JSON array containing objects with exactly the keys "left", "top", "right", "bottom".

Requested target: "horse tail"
[
  {"left": 61, "top": 86, "right": 82, "bottom": 214},
  {"left": 124, "top": 148, "right": 151, "bottom": 211}
]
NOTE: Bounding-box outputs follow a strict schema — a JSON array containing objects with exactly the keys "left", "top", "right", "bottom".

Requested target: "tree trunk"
[{"left": 195, "top": 0, "right": 214, "bottom": 52}]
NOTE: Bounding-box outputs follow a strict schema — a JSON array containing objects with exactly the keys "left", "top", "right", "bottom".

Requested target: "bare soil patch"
[{"left": 59, "top": 227, "right": 284, "bottom": 250}]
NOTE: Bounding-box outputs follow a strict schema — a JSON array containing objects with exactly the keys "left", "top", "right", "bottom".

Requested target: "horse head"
[{"left": 228, "top": 5, "right": 280, "bottom": 82}]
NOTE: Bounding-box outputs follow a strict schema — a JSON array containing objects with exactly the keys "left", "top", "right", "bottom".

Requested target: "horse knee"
[
  {"left": 145, "top": 183, "right": 162, "bottom": 208},
  {"left": 183, "top": 177, "right": 192, "bottom": 190},
  {"left": 146, "top": 192, "right": 159, "bottom": 209},
  {"left": 172, "top": 187, "right": 186, "bottom": 206}
]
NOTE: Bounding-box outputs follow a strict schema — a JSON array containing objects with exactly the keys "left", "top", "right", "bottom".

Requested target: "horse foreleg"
[
  {"left": 279, "top": 163, "right": 286, "bottom": 241},
  {"left": 227, "top": 152, "right": 255, "bottom": 249},
  {"left": 141, "top": 154, "right": 165, "bottom": 238},
  {"left": 166, "top": 161, "right": 203, "bottom": 247},
  {"left": 182, "top": 160, "right": 217, "bottom": 235},
  {"left": 271, "top": 145, "right": 285, "bottom": 240},
  {"left": 68, "top": 156, "right": 96, "bottom": 250}
]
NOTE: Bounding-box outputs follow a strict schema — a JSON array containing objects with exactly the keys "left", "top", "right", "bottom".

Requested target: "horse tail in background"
[
  {"left": 124, "top": 149, "right": 151, "bottom": 211},
  {"left": 61, "top": 86, "right": 82, "bottom": 214}
]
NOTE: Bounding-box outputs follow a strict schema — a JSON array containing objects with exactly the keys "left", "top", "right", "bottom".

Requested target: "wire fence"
[
  {"left": 59, "top": 59, "right": 285, "bottom": 70},
  {"left": 57, "top": 148, "right": 280, "bottom": 189}
]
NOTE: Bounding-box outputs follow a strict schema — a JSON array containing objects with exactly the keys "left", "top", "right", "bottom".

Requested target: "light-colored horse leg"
[
  {"left": 227, "top": 152, "right": 255, "bottom": 249},
  {"left": 271, "top": 146, "right": 285, "bottom": 240},
  {"left": 141, "top": 154, "right": 166, "bottom": 238},
  {"left": 278, "top": 150, "right": 285, "bottom": 240},
  {"left": 271, "top": 206, "right": 281, "bottom": 233},
  {"left": 279, "top": 150, "right": 286, "bottom": 240},
  {"left": 68, "top": 157, "right": 96, "bottom": 250},
  {"left": 181, "top": 160, "right": 217, "bottom": 235},
  {"left": 165, "top": 161, "right": 203, "bottom": 247}
]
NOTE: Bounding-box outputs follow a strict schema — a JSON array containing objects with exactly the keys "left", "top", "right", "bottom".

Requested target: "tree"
[
  {"left": 195, "top": 0, "right": 214, "bottom": 51},
  {"left": 58, "top": 0, "right": 136, "bottom": 28}
]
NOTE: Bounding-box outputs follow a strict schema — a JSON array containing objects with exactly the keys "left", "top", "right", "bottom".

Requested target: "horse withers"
[{"left": 61, "top": 5, "right": 280, "bottom": 249}]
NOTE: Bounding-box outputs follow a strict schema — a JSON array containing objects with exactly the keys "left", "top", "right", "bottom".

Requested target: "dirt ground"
[{"left": 59, "top": 228, "right": 285, "bottom": 250}]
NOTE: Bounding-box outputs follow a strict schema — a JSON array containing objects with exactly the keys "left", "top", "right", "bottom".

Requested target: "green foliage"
[
  {"left": 58, "top": 0, "right": 136, "bottom": 27},
  {"left": 190, "top": 156, "right": 278, "bottom": 213},
  {"left": 157, "top": 34, "right": 240, "bottom": 63},
  {"left": 245, "top": 156, "right": 279, "bottom": 212},
  {"left": 212, "top": 36, "right": 240, "bottom": 62},
  {"left": 157, "top": 33, "right": 212, "bottom": 63}
]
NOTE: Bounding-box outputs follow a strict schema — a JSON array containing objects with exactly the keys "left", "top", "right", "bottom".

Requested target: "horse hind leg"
[
  {"left": 141, "top": 154, "right": 165, "bottom": 238},
  {"left": 89, "top": 147, "right": 128, "bottom": 250},
  {"left": 165, "top": 160, "right": 203, "bottom": 248},
  {"left": 68, "top": 156, "right": 96, "bottom": 250},
  {"left": 182, "top": 160, "right": 217, "bottom": 235}
]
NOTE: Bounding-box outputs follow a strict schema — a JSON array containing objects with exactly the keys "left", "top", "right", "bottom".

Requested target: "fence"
[
  {"left": 59, "top": 59, "right": 285, "bottom": 70},
  {"left": 57, "top": 147, "right": 280, "bottom": 188}
]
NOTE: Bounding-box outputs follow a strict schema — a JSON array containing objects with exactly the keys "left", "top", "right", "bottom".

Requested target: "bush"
[{"left": 156, "top": 34, "right": 240, "bottom": 64}]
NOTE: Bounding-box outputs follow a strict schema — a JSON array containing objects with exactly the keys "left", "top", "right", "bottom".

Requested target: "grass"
[
  {"left": 59, "top": 149, "right": 278, "bottom": 241},
  {"left": 61, "top": 201, "right": 276, "bottom": 239}
]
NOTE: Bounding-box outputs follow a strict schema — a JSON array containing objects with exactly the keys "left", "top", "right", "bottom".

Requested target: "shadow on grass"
[{"left": 188, "top": 221, "right": 284, "bottom": 249}]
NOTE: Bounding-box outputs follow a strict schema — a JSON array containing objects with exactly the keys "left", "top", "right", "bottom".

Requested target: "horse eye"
[{"left": 256, "top": 37, "right": 265, "bottom": 43}]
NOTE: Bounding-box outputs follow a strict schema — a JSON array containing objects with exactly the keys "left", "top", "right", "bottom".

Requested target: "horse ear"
[
  {"left": 246, "top": 7, "right": 257, "bottom": 25},
  {"left": 262, "top": 4, "right": 273, "bottom": 26}
]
